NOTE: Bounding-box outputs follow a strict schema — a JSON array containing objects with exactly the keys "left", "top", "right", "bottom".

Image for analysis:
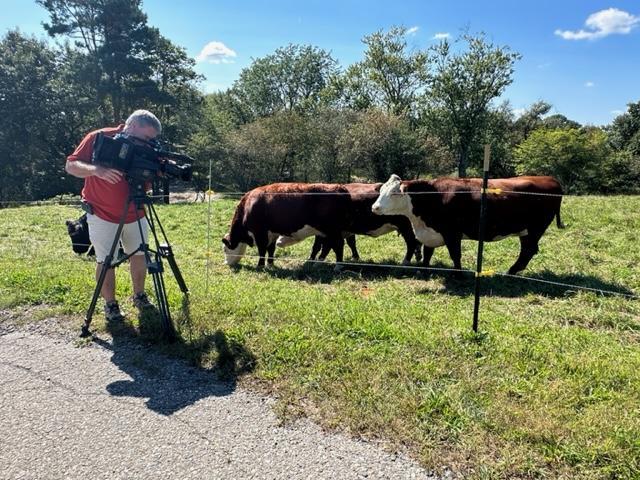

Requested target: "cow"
[
  {"left": 222, "top": 183, "right": 352, "bottom": 267},
  {"left": 371, "top": 174, "right": 565, "bottom": 275},
  {"left": 308, "top": 183, "right": 422, "bottom": 265},
  {"left": 66, "top": 213, "right": 95, "bottom": 256}
]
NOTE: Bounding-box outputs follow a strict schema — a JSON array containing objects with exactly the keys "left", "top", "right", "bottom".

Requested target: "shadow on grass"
[
  {"left": 433, "top": 269, "right": 637, "bottom": 299},
  {"left": 236, "top": 258, "right": 636, "bottom": 299},
  {"left": 92, "top": 308, "right": 256, "bottom": 416},
  {"left": 237, "top": 257, "right": 443, "bottom": 284}
]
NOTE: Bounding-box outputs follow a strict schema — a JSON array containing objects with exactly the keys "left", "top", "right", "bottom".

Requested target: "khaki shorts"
[{"left": 86, "top": 213, "right": 149, "bottom": 263}]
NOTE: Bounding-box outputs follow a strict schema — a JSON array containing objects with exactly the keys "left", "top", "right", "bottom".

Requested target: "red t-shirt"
[{"left": 67, "top": 125, "right": 144, "bottom": 223}]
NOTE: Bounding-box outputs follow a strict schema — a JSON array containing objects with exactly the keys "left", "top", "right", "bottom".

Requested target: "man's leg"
[
  {"left": 129, "top": 254, "right": 146, "bottom": 295},
  {"left": 86, "top": 213, "right": 124, "bottom": 321},
  {"left": 96, "top": 262, "right": 116, "bottom": 302},
  {"left": 122, "top": 217, "right": 153, "bottom": 309}
]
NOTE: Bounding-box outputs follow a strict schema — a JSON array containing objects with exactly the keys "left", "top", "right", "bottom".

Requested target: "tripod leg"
[
  {"left": 81, "top": 201, "right": 130, "bottom": 337},
  {"left": 150, "top": 267, "right": 177, "bottom": 341},
  {"left": 147, "top": 202, "right": 188, "bottom": 294}
]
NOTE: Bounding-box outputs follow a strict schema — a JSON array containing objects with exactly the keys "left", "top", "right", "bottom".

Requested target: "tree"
[
  {"left": 512, "top": 101, "right": 552, "bottom": 142},
  {"left": 514, "top": 128, "right": 613, "bottom": 193},
  {"left": 608, "top": 100, "right": 640, "bottom": 156},
  {"left": 0, "top": 31, "right": 75, "bottom": 201},
  {"left": 329, "top": 26, "right": 429, "bottom": 117},
  {"left": 542, "top": 114, "right": 581, "bottom": 131},
  {"left": 232, "top": 44, "right": 337, "bottom": 118},
  {"left": 337, "top": 110, "right": 425, "bottom": 181},
  {"left": 426, "top": 33, "right": 521, "bottom": 177},
  {"left": 37, "top": 0, "right": 201, "bottom": 126}
]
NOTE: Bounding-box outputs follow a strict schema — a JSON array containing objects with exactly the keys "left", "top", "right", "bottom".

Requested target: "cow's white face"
[
  {"left": 372, "top": 174, "right": 408, "bottom": 216},
  {"left": 222, "top": 241, "right": 248, "bottom": 266}
]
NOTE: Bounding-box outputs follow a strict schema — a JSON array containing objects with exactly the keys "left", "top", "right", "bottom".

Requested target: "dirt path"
[{"left": 0, "top": 318, "right": 442, "bottom": 480}]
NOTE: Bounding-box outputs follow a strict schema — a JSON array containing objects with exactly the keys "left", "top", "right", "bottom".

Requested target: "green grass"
[{"left": 1, "top": 195, "right": 639, "bottom": 479}]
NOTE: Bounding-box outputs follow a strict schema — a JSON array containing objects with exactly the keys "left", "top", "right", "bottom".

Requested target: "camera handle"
[{"left": 80, "top": 184, "right": 188, "bottom": 340}]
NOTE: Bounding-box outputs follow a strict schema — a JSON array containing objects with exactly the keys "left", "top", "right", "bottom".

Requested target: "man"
[{"left": 65, "top": 110, "right": 160, "bottom": 322}]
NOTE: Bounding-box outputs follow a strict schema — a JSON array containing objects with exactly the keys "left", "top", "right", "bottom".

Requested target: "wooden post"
[{"left": 472, "top": 145, "right": 491, "bottom": 332}]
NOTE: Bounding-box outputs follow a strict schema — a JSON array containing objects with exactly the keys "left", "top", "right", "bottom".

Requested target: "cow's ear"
[
  {"left": 65, "top": 220, "right": 72, "bottom": 227},
  {"left": 221, "top": 237, "right": 231, "bottom": 248}
]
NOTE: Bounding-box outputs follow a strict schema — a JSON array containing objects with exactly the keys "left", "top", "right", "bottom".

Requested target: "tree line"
[{"left": 1, "top": 1, "right": 639, "bottom": 203}]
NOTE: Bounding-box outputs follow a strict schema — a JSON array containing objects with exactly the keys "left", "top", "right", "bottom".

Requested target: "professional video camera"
[{"left": 92, "top": 132, "right": 193, "bottom": 183}]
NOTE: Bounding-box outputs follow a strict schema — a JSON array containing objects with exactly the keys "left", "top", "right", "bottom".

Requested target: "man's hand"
[{"left": 94, "top": 166, "right": 123, "bottom": 184}]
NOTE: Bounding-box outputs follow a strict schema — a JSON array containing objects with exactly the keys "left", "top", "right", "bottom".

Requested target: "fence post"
[{"left": 472, "top": 145, "right": 491, "bottom": 332}]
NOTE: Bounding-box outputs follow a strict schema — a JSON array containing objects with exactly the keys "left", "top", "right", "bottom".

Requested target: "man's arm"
[{"left": 65, "top": 159, "right": 123, "bottom": 184}]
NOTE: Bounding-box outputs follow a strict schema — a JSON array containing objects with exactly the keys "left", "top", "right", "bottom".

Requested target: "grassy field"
[{"left": 1, "top": 195, "right": 639, "bottom": 479}]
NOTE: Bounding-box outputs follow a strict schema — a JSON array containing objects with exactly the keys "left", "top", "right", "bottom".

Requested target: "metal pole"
[{"left": 472, "top": 145, "right": 491, "bottom": 332}]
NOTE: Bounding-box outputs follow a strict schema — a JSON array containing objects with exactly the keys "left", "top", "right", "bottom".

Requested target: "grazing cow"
[
  {"left": 66, "top": 213, "right": 95, "bottom": 256},
  {"left": 371, "top": 175, "right": 564, "bottom": 274},
  {"left": 222, "top": 183, "right": 352, "bottom": 267},
  {"left": 308, "top": 183, "right": 422, "bottom": 264}
]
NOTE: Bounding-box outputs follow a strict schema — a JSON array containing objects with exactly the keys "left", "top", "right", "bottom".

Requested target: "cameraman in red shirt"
[{"left": 66, "top": 110, "right": 161, "bottom": 322}]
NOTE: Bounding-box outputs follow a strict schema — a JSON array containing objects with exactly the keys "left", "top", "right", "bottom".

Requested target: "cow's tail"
[{"left": 556, "top": 205, "right": 566, "bottom": 229}]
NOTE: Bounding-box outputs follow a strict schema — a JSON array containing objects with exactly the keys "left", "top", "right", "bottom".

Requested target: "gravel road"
[{"left": 0, "top": 317, "right": 443, "bottom": 480}]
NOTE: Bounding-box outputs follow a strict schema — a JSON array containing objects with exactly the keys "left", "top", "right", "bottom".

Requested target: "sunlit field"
[{"left": 1, "top": 195, "right": 639, "bottom": 479}]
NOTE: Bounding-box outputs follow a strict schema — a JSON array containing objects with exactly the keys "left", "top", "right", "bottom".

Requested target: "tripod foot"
[{"left": 80, "top": 325, "right": 91, "bottom": 338}]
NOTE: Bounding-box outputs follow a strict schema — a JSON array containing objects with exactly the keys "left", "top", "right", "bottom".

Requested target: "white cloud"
[
  {"left": 406, "top": 26, "right": 419, "bottom": 35},
  {"left": 433, "top": 32, "right": 450, "bottom": 40},
  {"left": 196, "top": 41, "right": 237, "bottom": 64},
  {"left": 555, "top": 8, "right": 639, "bottom": 40},
  {"left": 584, "top": 81, "right": 595, "bottom": 88}
]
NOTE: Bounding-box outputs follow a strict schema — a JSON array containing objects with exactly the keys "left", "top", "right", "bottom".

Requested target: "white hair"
[{"left": 125, "top": 109, "right": 162, "bottom": 134}]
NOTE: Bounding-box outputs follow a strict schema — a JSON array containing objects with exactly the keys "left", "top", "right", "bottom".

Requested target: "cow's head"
[
  {"left": 372, "top": 174, "right": 407, "bottom": 215},
  {"left": 222, "top": 232, "right": 253, "bottom": 266}
]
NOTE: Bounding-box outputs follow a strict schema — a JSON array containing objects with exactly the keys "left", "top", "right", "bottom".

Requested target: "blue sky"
[{"left": 2, "top": 0, "right": 639, "bottom": 125}]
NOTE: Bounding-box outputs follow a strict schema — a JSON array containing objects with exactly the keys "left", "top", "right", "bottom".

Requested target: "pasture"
[{"left": 1, "top": 195, "right": 639, "bottom": 479}]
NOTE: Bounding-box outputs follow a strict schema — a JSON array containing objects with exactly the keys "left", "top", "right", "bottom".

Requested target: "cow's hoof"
[{"left": 401, "top": 259, "right": 411, "bottom": 266}]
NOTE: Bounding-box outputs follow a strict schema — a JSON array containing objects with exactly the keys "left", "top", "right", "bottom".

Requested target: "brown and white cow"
[
  {"left": 371, "top": 175, "right": 565, "bottom": 274},
  {"left": 222, "top": 183, "right": 352, "bottom": 267},
  {"left": 309, "top": 183, "right": 421, "bottom": 265}
]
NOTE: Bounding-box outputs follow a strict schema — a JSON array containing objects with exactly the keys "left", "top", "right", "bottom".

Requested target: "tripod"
[{"left": 80, "top": 181, "right": 188, "bottom": 340}]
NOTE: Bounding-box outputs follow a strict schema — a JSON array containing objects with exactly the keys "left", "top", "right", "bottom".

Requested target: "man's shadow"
[{"left": 93, "top": 307, "right": 256, "bottom": 416}]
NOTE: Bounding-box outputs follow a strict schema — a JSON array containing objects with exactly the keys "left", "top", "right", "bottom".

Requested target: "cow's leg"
[
  {"left": 422, "top": 246, "right": 434, "bottom": 267},
  {"left": 346, "top": 235, "right": 359, "bottom": 260},
  {"left": 414, "top": 244, "right": 422, "bottom": 263},
  {"left": 310, "top": 236, "right": 323, "bottom": 260},
  {"left": 267, "top": 242, "right": 276, "bottom": 266},
  {"left": 508, "top": 234, "right": 540, "bottom": 274},
  {"left": 444, "top": 234, "right": 463, "bottom": 276},
  {"left": 332, "top": 236, "right": 345, "bottom": 271},
  {"left": 255, "top": 232, "right": 269, "bottom": 268},
  {"left": 401, "top": 232, "right": 419, "bottom": 265},
  {"left": 318, "top": 238, "right": 333, "bottom": 261}
]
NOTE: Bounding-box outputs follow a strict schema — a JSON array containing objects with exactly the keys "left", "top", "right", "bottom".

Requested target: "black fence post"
[{"left": 472, "top": 145, "right": 491, "bottom": 332}]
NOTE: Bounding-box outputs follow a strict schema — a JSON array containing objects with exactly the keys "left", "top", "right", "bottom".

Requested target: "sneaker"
[
  {"left": 104, "top": 300, "right": 124, "bottom": 322},
  {"left": 132, "top": 292, "right": 154, "bottom": 310}
]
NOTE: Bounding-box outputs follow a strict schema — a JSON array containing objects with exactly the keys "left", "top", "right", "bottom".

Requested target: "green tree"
[
  {"left": 338, "top": 110, "right": 425, "bottom": 181},
  {"left": 330, "top": 26, "right": 429, "bottom": 117},
  {"left": 514, "top": 128, "right": 613, "bottom": 193},
  {"left": 608, "top": 100, "right": 640, "bottom": 155},
  {"left": 232, "top": 44, "right": 337, "bottom": 118},
  {"left": 37, "top": 0, "right": 201, "bottom": 128},
  {"left": 0, "top": 31, "right": 75, "bottom": 201},
  {"left": 426, "top": 33, "right": 521, "bottom": 177}
]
